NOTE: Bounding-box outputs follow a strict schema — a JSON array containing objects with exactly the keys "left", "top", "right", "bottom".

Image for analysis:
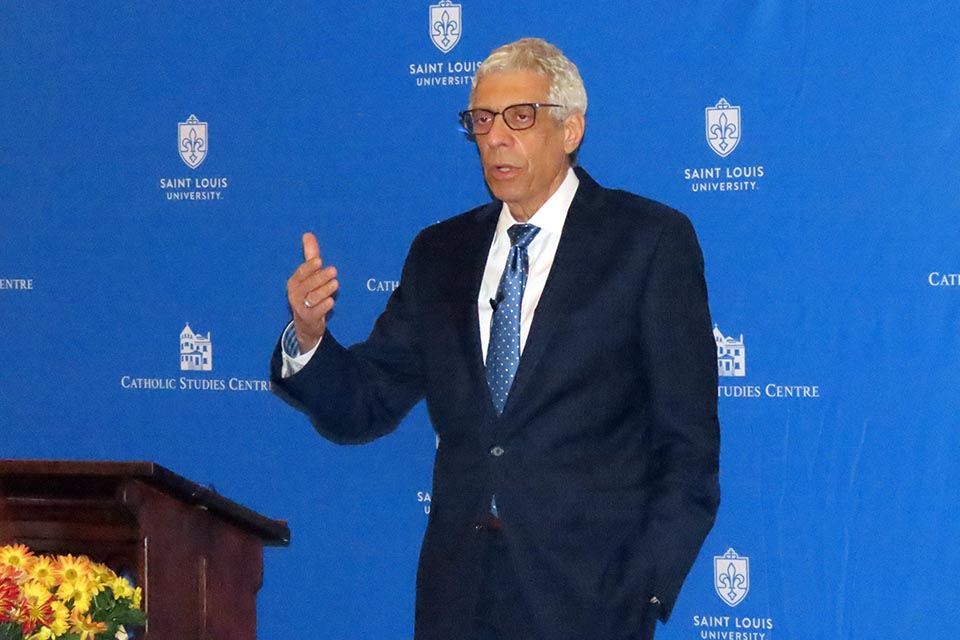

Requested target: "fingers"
[
  {"left": 288, "top": 265, "right": 338, "bottom": 351},
  {"left": 294, "top": 260, "right": 333, "bottom": 285},
  {"left": 301, "top": 268, "right": 339, "bottom": 309},
  {"left": 302, "top": 232, "right": 320, "bottom": 261},
  {"left": 290, "top": 232, "right": 334, "bottom": 303},
  {"left": 288, "top": 265, "right": 338, "bottom": 309}
]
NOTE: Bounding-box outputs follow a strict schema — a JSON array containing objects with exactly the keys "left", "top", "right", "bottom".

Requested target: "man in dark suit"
[{"left": 271, "top": 38, "right": 719, "bottom": 640}]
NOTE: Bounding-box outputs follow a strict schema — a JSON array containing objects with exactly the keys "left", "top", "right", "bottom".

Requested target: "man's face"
[{"left": 471, "top": 70, "right": 584, "bottom": 221}]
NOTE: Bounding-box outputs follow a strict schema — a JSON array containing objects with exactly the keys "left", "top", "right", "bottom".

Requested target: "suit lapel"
[
  {"left": 503, "top": 170, "right": 604, "bottom": 416},
  {"left": 455, "top": 203, "right": 500, "bottom": 402}
]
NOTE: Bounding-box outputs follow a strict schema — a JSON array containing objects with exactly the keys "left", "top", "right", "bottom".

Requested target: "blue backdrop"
[{"left": 2, "top": 2, "right": 958, "bottom": 638}]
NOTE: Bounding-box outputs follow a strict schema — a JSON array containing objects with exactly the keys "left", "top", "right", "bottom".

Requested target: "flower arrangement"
[{"left": 0, "top": 544, "right": 145, "bottom": 640}]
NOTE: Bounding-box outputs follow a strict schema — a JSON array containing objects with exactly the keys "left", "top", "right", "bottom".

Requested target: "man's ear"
[{"left": 563, "top": 111, "right": 585, "bottom": 155}]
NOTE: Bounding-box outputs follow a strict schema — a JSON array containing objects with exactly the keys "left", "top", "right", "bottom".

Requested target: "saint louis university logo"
[
  {"left": 706, "top": 98, "right": 740, "bottom": 157},
  {"left": 714, "top": 548, "right": 750, "bottom": 607},
  {"left": 178, "top": 114, "right": 208, "bottom": 169},
  {"left": 180, "top": 323, "right": 213, "bottom": 371},
  {"left": 429, "top": 0, "right": 461, "bottom": 53},
  {"left": 714, "top": 325, "right": 746, "bottom": 377}
]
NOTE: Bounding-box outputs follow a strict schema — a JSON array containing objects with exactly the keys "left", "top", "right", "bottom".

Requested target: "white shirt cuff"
[{"left": 280, "top": 321, "right": 321, "bottom": 378}]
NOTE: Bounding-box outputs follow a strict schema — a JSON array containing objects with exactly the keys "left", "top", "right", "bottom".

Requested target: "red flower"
[{"left": 0, "top": 566, "right": 23, "bottom": 622}]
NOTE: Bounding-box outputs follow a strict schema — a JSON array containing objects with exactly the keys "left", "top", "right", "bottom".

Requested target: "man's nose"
[{"left": 484, "top": 114, "right": 514, "bottom": 146}]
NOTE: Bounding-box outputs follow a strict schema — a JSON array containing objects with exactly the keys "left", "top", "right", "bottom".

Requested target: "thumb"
[{"left": 302, "top": 232, "right": 320, "bottom": 261}]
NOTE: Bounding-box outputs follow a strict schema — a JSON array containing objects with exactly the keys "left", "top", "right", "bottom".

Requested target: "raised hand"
[{"left": 286, "top": 232, "right": 339, "bottom": 352}]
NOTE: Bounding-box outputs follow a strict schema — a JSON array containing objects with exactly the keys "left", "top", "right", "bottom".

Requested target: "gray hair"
[{"left": 470, "top": 38, "right": 588, "bottom": 121}]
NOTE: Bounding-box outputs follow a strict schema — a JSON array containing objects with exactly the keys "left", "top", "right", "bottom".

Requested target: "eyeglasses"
[{"left": 458, "top": 103, "right": 564, "bottom": 135}]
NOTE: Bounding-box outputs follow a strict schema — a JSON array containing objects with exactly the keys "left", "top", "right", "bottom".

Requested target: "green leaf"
[
  {"left": 0, "top": 622, "right": 22, "bottom": 640},
  {"left": 112, "top": 608, "right": 148, "bottom": 625},
  {"left": 92, "top": 588, "right": 120, "bottom": 613}
]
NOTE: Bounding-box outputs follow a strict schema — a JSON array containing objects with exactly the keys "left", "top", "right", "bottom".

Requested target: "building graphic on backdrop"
[
  {"left": 706, "top": 98, "right": 740, "bottom": 157},
  {"left": 714, "top": 548, "right": 750, "bottom": 607},
  {"left": 178, "top": 114, "right": 207, "bottom": 169},
  {"left": 429, "top": 1, "right": 461, "bottom": 53},
  {"left": 180, "top": 323, "right": 212, "bottom": 371},
  {"left": 714, "top": 325, "right": 745, "bottom": 377},
  {"left": 119, "top": 323, "right": 270, "bottom": 392}
]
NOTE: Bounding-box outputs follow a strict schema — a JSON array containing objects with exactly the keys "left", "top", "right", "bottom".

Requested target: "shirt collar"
[{"left": 497, "top": 167, "right": 580, "bottom": 238}]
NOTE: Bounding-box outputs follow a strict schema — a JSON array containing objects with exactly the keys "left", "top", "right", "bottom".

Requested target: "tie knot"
[{"left": 508, "top": 224, "right": 540, "bottom": 249}]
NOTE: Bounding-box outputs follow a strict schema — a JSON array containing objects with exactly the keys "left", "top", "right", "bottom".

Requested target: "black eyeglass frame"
[{"left": 458, "top": 103, "right": 565, "bottom": 135}]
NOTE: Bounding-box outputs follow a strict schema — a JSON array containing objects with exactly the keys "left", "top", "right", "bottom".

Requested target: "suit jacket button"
[
  {"left": 474, "top": 522, "right": 485, "bottom": 531},
  {"left": 489, "top": 445, "right": 505, "bottom": 457}
]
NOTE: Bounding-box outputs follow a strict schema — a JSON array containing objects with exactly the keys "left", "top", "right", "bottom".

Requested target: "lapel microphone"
[{"left": 490, "top": 292, "right": 504, "bottom": 311}]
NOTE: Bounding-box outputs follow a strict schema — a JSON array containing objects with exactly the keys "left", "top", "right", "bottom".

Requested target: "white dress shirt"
[
  {"left": 478, "top": 167, "right": 578, "bottom": 360},
  {"left": 282, "top": 167, "right": 580, "bottom": 376}
]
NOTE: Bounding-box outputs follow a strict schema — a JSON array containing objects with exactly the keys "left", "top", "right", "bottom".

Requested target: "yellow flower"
[
  {"left": 23, "top": 580, "right": 46, "bottom": 596},
  {"left": 108, "top": 575, "right": 134, "bottom": 600},
  {"left": 0, "top": 543, "right": 35, "bottom": 571},
  {"left": 88, "top": 562, "right": 117, "bottom": 591},
  {"left": 131, "top": 586, "right": 143, "bottom": 608},
  {"left": 69, "top": 609, "right": 108, "bottom": 639},
  {"left": 28, "top": 555, "right": 58, "bottom": 589},
  {"left": 72, "top": 589, "right": 93, "bottom": 614},
  {"left": 53, "top": 554, "right": 91, "bottom": 585},
  {"left": 55, "top": 574, "right": 93, "bottom": 612},
  {"left": 49, "top": 600, "right": 71, "bottom": 636}
]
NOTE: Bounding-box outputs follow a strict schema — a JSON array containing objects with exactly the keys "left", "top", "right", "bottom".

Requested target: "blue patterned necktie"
[{"left": 486, "top": 223, "right": 540, "bottom": 414}]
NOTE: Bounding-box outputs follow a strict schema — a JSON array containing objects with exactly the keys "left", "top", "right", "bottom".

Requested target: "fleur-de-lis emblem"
[
  {"left": 714, "top": 547, "right": 750, "bottom": 606},
  {"left": 178, "top": 114, "right": 208, "bottom": 169},
  {"left": 429, "top": 1, "right": 461, "bottom": 53},
  {"left": 710, "top": 112, "right": 738, "bottom": 153},
  {"left": 181, "top": 127, "right": 205, "bottom": 165},
  {"left": 705, "top": 98, "right": 741, "bottom": 157},
  {"left": 433, "top": 10, "right": 459, "bottom": 49},
  {"left": 717, "top": 561, "right": 747, "bottom": 601}
]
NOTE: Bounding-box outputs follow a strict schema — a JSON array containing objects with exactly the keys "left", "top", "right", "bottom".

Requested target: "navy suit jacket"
[{"left": 271, "top": 168, "right": 720, "bottom": 640}]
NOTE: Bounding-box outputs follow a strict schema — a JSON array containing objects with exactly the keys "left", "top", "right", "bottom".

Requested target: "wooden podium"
[{"left": 0, "top": 460, "right": 290, "bottom": 640}]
